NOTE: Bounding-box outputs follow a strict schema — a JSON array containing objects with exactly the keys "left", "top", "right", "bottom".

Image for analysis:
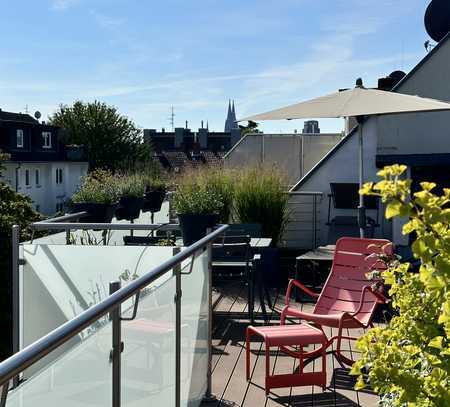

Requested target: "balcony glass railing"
[{"left": 1, "top": 219, "right": 227, "bottom": 407}]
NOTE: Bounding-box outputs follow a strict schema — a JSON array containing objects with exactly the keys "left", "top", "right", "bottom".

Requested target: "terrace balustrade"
[{"left": 1, "top": 215, "right": 228, "bottom": 407}]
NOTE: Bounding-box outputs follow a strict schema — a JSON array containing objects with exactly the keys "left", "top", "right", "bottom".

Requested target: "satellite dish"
[
  {"left": 425, "top": 0, "right": 450, "bottom": 42},
  {"left": 34, "top": 111, "right": 41, "bottom": 120},
  {"left": 389, "top": 70, "right": 406, "bottom": 83}
]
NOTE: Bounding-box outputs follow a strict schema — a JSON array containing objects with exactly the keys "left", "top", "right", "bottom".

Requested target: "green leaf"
[{"left": 429, "top": 336, "right": 444, "bottom": 349}]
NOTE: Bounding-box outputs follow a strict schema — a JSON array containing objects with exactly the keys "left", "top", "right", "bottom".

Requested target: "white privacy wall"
[
  {"left": 290, "top": 118, "right": 392, "bottom": 247},
  {"left": 224, "top": 133, "right": 341, "bottom": 186}
]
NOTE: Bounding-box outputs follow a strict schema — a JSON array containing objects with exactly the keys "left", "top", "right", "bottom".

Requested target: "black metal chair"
[{"left": 212, "top": 235, "right": 255, "bottom": 321}]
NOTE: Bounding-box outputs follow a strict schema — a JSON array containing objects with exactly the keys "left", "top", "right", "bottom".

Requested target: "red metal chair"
[{"left": 281, "top": 237, "right": 391, "bottom": 366}]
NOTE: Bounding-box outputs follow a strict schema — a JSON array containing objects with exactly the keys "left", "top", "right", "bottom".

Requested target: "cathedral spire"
[{"left": 224, "top": 99, "right": 238, "bottom": 132}]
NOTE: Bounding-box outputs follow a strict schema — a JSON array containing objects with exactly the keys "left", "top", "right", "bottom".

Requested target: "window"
[
  {"left": 56, "top": 168, "right": 63, "bottom": 184},
  {"left": 25, "top": 169, "right": 30, "bottom": 187},
  {"left": 35, "top": 169, "right": 40, "bottom": 186},
  {"left": 42, "top": 132, "right": 52, "bottom": 148},
  {"left": 16, "top": 129, "right": 24, "bottom": 148}
]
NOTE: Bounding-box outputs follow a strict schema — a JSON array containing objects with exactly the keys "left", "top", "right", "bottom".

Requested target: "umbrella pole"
[{"left": 357, "top": 119, "right": 366, "bottom": 238}]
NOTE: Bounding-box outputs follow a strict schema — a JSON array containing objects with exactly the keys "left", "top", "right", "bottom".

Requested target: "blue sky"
[{"left": 0, "top": 0, "right": 434, "bottom": 133}]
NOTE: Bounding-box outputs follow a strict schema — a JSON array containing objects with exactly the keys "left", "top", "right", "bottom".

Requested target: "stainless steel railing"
[
  {"left": 285, "top": 191, "right": 323, "bottom": 249},
  {"left": 3, "top": 223, "right": 228, "bottom": 407}
]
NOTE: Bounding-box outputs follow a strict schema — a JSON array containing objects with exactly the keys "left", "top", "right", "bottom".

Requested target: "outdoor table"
[
  {"left": 211, "top": 237, "right": 272, "bottom": 323},
  {"left": 295, "top": 245, "right": 335, "bottom": 301}
]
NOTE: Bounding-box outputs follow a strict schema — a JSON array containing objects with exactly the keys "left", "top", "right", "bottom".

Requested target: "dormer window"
[
  {"left": 16, "top": 129, "right": 24, "bottom": 148},
  {"left": 42, "top": 132, "right": 52, "bottom": 149}
]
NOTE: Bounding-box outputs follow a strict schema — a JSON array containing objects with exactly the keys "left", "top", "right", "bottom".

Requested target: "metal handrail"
[
  {"left": 0, "top": 224, "right": 228, "bottom": 388},
  {"left": 287, "top": 191, "right": 322, "bottom": 249},
  {"left": 287, "top": 191, "right": 323, "bottom": 196}
]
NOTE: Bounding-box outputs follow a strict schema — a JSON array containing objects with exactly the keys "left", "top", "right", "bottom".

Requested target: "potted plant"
[
  {"left": 71, "top": 169, "right": 120, "bottom": 223},
  {"left": 173, "top": 184, "right": 223, "bottom": 246},
  {"left": 233, "top": 166, "right": 289, "bottom": 247},
  {"left": 143, "top": 178, "right": 167, "bottom": 213},
  {"left": 116, "top": 174, "right": 145, "bottom": 221}
]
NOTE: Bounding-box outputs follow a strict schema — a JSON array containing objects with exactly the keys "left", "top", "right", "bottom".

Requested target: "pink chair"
[{"left": 280, "top": 237, "right": 391, "bottom": 366}]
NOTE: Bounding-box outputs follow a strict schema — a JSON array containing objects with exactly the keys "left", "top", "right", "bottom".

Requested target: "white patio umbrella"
[{"left": 239, "top": 79, "right": 450, "bottom": 237}]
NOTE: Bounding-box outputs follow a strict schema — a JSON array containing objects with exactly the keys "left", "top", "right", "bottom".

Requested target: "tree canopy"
[
  {"left": 239, "top": 120, "right": 262, "bottom": 137},
  {"left": 49, "top": 100, "right": 151, "bottom": 171}
]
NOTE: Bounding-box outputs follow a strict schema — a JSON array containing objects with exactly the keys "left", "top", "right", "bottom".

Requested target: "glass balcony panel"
[
  {"left": 5, "top": 318, "right": 112, "bottom": 407},
  {"left": 21, "top": 244, "right": 175, "bottom": 372},
  {"left": 121, "top": 273, "right": 176, "bottom": 406},
  {"left": 180, "top": 249, "right": 209, "bottom": 406}
]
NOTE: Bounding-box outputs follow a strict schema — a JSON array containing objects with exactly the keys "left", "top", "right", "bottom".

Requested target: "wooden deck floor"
[{"left": 204, "top": 285, "right": 380, "bottom": 407}]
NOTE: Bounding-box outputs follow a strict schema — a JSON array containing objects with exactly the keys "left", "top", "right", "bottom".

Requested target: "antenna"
[
  {"left": 168, "top": 106, "right": 175, "bottom": 131},
  {"left": 24, "top": 104, "right": 29, "bottom": 114}
]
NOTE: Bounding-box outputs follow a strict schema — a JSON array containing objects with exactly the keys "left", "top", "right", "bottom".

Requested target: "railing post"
[
  {"left": 312, "top": 195, "right": 317, "bottom": 249},
  {"left": 109, "top": 281, "right": 122, "bottom": 407},
  {"left": 203, "top": 228, "right": 217, "bottom": 403},
  {"left": 11, "top": 225, "right": 20, "bottom": 388},
  {"left": 173, "top": 247, "right": 182, "bottom": 407}
]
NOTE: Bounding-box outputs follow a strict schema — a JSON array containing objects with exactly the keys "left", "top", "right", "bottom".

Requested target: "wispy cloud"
[
  {"left": 90, "top": 10, "right": 126, "bottom": 29},
  {"left": 51, "top": 0, "right": 81, "bottom": 11}
]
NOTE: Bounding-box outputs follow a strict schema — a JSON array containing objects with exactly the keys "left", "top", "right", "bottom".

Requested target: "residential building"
[
  {"left": 286, "top": 32, "right": 450, "bottom": 249},
  {"left": 302, "top": 120, "right": 320, "bottom": 134},
  {"left": 144, "top": 102, "right": 242, "bottom": 172},
  {"left": 0, "top": 109, "right": 88, "bottom": 214}
]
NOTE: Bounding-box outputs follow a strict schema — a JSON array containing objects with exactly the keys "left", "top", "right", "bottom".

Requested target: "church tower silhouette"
[{"left": 224, "top": 100, "right": 238, "bottom": 132}]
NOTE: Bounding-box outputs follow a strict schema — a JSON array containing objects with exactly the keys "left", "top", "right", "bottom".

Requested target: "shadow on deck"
[{"left": 204, "top": 285, "right": 379, "bottom": 407}]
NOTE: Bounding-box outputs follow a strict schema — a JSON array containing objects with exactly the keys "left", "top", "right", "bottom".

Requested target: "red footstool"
[{"left": 246, "top": 323, "right": 327, "bottom": 395}]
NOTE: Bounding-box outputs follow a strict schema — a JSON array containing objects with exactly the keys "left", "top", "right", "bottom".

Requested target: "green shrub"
[
  {"left": 172, "top": 168, "right": 223, "bottom": 215},
  {"left": 172, "top": 183, "right": 224, "bottom": 215},
  {"left": 233, "top": 166, "right": 289, "bottom": 246},
  {"left": 351, "top": 164, "right": 450, "bottom": 406},
  {"left": 0, "top": 183, "right": 43, "bottom": 360},
  {"left": 72, "top": 169, "right": 121, "bottom": 204},
  {"left": 119, "top": 173, "right": 145, "bottom": 198},
  {"left": 175, "top": 167, "right": 234, "bottom": 222}
]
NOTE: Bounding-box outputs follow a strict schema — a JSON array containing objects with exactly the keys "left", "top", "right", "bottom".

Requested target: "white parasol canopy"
[{"left": 239, "top": 80, "right": 450, "bottom": 237}]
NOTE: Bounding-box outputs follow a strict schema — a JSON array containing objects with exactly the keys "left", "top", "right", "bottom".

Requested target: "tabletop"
[
  {"left": 296, "top": 245, "right": 335, "bottom": 261},
  {"left": 250, "top": 238, "right": 272, "bottom": 248}
]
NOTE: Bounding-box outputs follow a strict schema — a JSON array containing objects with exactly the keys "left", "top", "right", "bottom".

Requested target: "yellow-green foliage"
[{"left": 351, "top": 165, "right": 450, "bottom": 406}]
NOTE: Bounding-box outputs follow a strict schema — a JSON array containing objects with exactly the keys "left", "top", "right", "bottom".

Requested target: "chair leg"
[
  {"left": 248, "top": 273, "right": 254, "bottom": 324},
  {"left": 258, "top": 276, "right": 268, "bottom": 322},
  {"left": 264, "top": 285, "right": 273, "bottom": 311},
  {"left": 246, "top": 329, "right": 251, "bottom": 380}
]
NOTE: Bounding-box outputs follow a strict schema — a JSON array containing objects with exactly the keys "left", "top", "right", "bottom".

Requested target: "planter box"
[
  {"left": 71, "top": 202, "right": 118, "bottom": 224},
  {"left": 178, "top": 213, "right": 218, "bottom": 246},
  {"left": 116, "top": 196, "right": 143, "bottom": 221},
  {"left": 143, "top": 189, "right": 166, "bottom": 213}
]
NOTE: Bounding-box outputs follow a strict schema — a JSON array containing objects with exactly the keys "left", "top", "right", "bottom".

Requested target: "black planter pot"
[
  {"left": 142, "top": 189, "right": 166, "bottom": 213},
  {"left": 178, "top": 213, "right": 218, "bottom": 246},
  {"left": 71, "top": 202, "right": 118, "bottom": 224},
  {"left": 116, "top": 196, "right": 144, "bottom": 221}
]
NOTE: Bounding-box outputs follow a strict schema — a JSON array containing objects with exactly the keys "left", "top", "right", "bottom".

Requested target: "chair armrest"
[
  {"left": 285, "top": 279, "right": 320, "bottom": 305},
  {"left": 351, "top": 285, "right": 388, "bottom": 317}
]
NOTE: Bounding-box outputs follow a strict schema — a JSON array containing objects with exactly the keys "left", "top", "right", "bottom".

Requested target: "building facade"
[
  {"left": 0, "top": 110, "right": 88, "bottom": 214},
  {"left": 144, "top": 102, "right": 242, "bottom": 171}
]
